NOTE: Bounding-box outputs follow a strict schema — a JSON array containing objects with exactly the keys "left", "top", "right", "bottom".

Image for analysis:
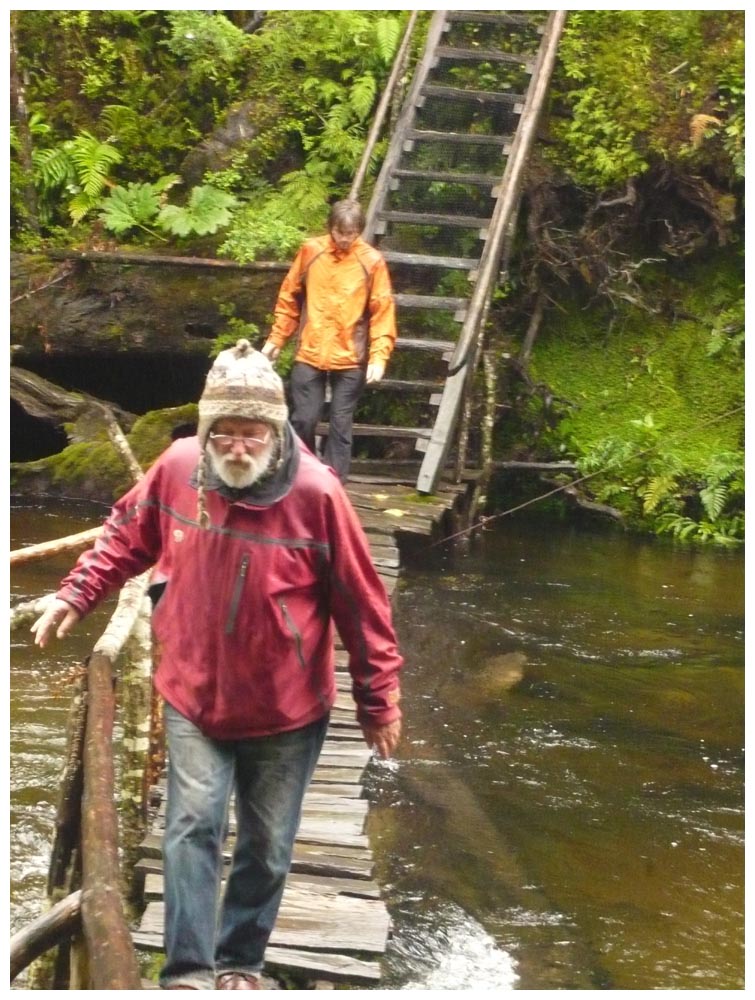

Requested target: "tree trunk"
[{"left": 9, "top": 12, "right": 39, "bottom": 232}]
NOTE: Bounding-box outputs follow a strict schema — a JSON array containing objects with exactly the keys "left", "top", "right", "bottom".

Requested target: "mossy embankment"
[
  {"left": 11, "top": 405, "right": 198, "bottom": 502},
  {"left": 507, "top": 249, "right": 744, "bottom": 543}
]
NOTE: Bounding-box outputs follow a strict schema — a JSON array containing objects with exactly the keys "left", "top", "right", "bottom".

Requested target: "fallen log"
[
  {"left": 46, "top": 248, "right": 289, "bottom": 271},
  {"left": 10, "top": 366, "right": 135, "bottom": 437},
  {"left": 9, "top": 593, "right": 56, "bottom": 629},
  {"left": 10, "top": 526, "right": 102, "bottom": 569}
]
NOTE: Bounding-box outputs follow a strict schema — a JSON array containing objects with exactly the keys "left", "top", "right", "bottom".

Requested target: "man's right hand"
[
  {"left": 31, "top": 598, "right": 81, "bottom": 648},
  {"left": 261, "top": 340, "right": 281, "bottom": 363}
]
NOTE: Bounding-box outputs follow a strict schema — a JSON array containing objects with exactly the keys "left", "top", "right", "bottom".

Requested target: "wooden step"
[
  {"left": 391, "top": 168, "right": 501, "bottom": 190},
  {"left": 383, "top": 248, "right": 480, "bottom": 269},
  {"left": 368, "top": 377, "right": 443, "bottom": 393},
  {"left": 319, "top": 423, "right": 431, "bottom": 440},
  {"left": 394, "top": 293, "right": 467, "bottom": 312},
  {"left": 435, "top": 45, "right": 535, "bottom": 70},
  {"left": 421, "top": 84, "right": 526, "bottom": 109},
  {"left": 444, "top": 11, "right": 542, "bottom": 28},
  {"left": 378, "top": 210, "right": 491, "bottom": 229},
  {"left": 406, "top": 128, "right": 514, "bottom": 149},
  {"left": 396, "top": 334, "right": 456, "bottom": 352}
]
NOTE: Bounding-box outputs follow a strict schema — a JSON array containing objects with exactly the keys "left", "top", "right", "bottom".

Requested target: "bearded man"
[{"left": 32, "top": 339, "right": 404, "bottom": 990}]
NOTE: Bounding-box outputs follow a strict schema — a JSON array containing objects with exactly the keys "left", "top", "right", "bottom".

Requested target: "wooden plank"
[
  {"left": 136, "top": 836, "right": 375, "bottom": 881},
  {"left": 262, "top": 947, "right": 381, "bottom": 985},
  {"left": 318, "top": 422, "right": 431, "bottom": 439},
  {"left": 392, "top": 167, "right": 501, "bottom": 189},
  {"left": 444, "top": 10, "right": 539, "bottom": 27},
  {"left": 406, "top": 128, "right": 514, "bottom": 148},
  {"left": 355, "top": 509, "right": 435, "bottom": 536},
  {"left": 382, "top": 247, "right": 481, "bottom": 268},
  {"left": 346, "top": 489, "right": 451, "bottom": 518},
  {"left": 137, "top": 891, "right": 390, "bottom": 954},
  {"left": 395, "top": 335, "right": 456, "bottom": 355},
  {"left": 132, "top": 928, "right": 383, "bottom": 985},
  {"left": 394, "top": 297, "right": 465, "bottom": 315},
  {"left": 378, "top": 209, "right": 491, "bottom": 228},
  {"left": 422, "top": 84, "right": 526, "bottom": 108},
  {"left": 142, "top": 868, "right": 382, "bottom": 903},
  {"left": 435, "top": 45, "right": 535, "bottom": 68},
  {"left": 368, "top": 377, "right": 443, "bottom": 393}
]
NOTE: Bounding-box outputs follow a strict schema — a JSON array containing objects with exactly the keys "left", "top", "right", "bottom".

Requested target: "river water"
[{"left": 10, "top": 499, "right": 744, "bottom": 990}]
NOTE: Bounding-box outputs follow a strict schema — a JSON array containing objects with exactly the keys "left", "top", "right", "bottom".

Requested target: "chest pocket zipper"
[
  {"left": 278, "top": 599, "right": 307, "bottom": 670},
  {"left": 225, "top": 555, "right": 250, "bottom": 635}
]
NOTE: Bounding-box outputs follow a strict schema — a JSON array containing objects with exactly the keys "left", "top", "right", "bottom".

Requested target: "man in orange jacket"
[{"left": 262, "top": 199, "right": 397, "bottom": 482}]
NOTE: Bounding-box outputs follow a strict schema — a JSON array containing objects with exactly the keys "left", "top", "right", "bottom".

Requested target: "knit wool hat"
[
  {"left": 197, "top": 338, "right": 288, "bottom": 447},
  {"left": 195, "top": 339, "right": 288, "bottom": 527}
]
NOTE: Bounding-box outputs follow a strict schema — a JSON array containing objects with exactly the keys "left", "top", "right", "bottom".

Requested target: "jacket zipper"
[
  {"left": 278, "top": 599, "right": 307, "bottom": 670},
  {"left": 225, "top": 554, "right": 250, "bottom": 634}
]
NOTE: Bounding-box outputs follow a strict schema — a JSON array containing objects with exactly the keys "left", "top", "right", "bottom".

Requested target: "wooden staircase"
[{"left": 345, "top": 10, "right": 566, "bottom": 493}]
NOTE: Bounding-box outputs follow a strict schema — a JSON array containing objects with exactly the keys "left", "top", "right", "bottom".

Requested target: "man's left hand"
[
  {"left": 361, "top": 718, "right": 401, "bottom": 758},
  {"left": 365, "top": 362, "right": 385, "bottom": 384}
]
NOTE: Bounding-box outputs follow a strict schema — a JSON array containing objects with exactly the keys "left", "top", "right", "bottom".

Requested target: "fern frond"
[
  {"left": 690, "top": 113, "right": 722, "bottom": 148},
  {"left": 68, "top": 190, "right": 101, "bottom": 225},
  {"left": 699, "top": 482, "right": 729, "bottom": 521},
  {"left": 349, "top": 74, "right": 377, "bottom": 121},
  {"left": 32, "top": 146, "right": 77, "bottom": 193},
  {"left": 65, "top": 132, "right": 122, "bottom": 198},
  {"left": 100, "top": 105, "right": 142, "bottom": 144},
  {"left": 640, "top": 474, "right": 677, "bottom": 513},
  {"left": 375, "top": 17, "right": 401, "bottom": 64}
]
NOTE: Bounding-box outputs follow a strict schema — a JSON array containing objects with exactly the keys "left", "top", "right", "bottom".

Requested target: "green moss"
[
  {"left": 129, "top": 404, "right": 198, "bottom": 467},
  {"left": 526, "top": 251, "right": 744, "bottom": 541},
  {"left": 12, "top": 404, "right": 199, "bottom": 502}
]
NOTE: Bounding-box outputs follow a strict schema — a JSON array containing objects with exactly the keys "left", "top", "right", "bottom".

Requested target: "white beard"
[{"left": 208, "top": 438, "right": 275, "bottom": 490}]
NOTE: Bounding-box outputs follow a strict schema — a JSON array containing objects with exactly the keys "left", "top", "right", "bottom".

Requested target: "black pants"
[{"left": 290, "top": 362, "right": 366, "bottom": 483}]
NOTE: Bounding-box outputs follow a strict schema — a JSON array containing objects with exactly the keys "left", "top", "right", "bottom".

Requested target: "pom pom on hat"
[{"left": 197, "top": 339, "right": 288, "bottom": 447}]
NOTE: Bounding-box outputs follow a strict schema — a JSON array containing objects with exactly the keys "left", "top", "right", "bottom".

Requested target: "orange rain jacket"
[{"left": 268, "top": 234, "right": 397, "bottom": 370}]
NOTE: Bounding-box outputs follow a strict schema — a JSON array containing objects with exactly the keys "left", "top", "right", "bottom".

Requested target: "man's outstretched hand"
[
  {"left": 361, "top": 718, "right": 401, "bottom": 759},
  {"left": 31, "top": 598, "right": 80, "bottom": 648}
]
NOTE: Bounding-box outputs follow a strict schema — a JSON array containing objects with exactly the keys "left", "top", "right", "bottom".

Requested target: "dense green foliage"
[
  {"left": 550, "top": 10, "right": 744, "bottom": 188},
  {"left": 11, "top": 10, "right": 408, "bottom": 251},
  {"left": 527, "top": 251, "right": 744, "bottom": 544},
  {"left": 10, "top": 11, "right": 744, "bottom": 543}
]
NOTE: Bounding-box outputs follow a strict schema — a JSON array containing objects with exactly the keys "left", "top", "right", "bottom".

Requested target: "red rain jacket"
[{"left": 56, "top": 436, "right": 402, "bottom": 739}]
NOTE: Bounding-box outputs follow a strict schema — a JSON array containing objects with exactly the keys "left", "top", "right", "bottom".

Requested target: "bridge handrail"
[
  {"left": 447, "top": 10, "right": 568, "bottom": 376},
  {"left": 350, "top": 11, "right": 421, "bottom": 204}
]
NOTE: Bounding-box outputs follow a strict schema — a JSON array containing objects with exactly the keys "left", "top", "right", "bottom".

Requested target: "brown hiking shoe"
[{"left": 216, "top": 972, "right": 263, "bottom": 990}]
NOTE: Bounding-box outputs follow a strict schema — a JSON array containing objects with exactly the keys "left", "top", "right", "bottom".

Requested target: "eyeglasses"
[{"left": 209, "top": 431, "right": 270, "bottom": 449}]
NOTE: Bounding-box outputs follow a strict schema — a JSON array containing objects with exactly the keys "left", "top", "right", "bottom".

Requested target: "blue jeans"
[
  {"left": 159, "top": 705, "right": 329, "bottom": 990},
  {"left": 290, "top": 362, "right": 366, "bottom": 483}
]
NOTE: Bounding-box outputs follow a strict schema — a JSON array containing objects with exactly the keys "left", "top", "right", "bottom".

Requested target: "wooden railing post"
[{"left": 80, "top": 651, "right": 143, "bottom": 989}]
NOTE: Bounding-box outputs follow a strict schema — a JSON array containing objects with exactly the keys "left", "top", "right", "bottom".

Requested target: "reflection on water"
[
  {"left": 369, "top": 518, "right": 744, "bottom": 990},
  {"left": 10, "top": 503, "right": 744, "bottom": 990}
]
